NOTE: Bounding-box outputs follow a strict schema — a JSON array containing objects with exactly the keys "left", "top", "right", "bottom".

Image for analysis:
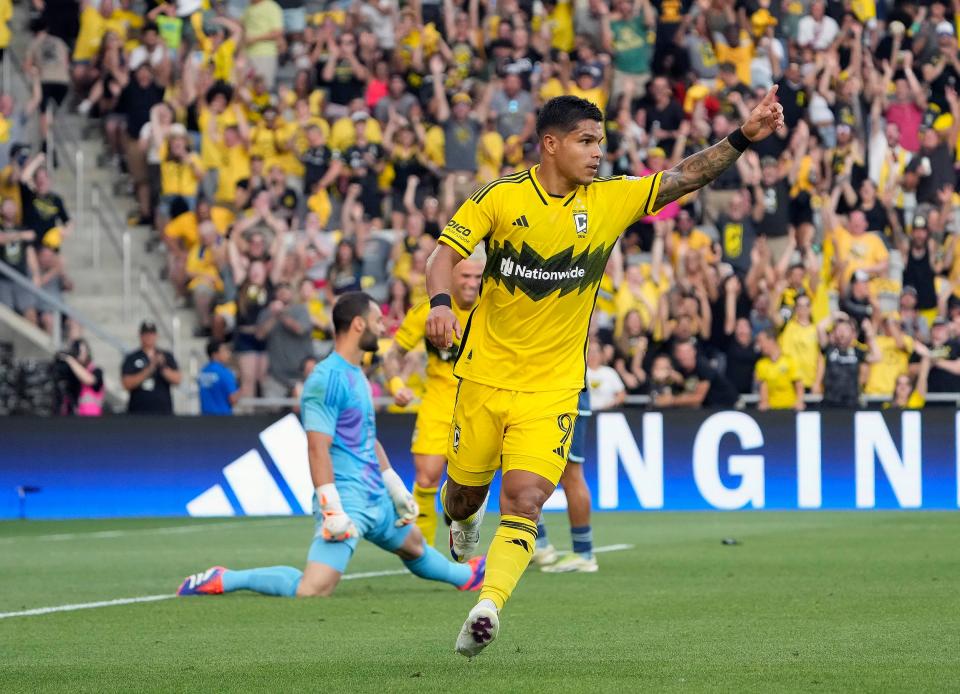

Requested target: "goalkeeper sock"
[
  {"left": 412, "top": 483, "right": 439, "bottom": 547},
  {"left": 571, "top": 525, "right": 593, "bottom": 559},
  {"left": 535, "top": 512, "right": 550, "bottom": 550},
  {"left": 478, "top": 515, "right": 537, "bottom": 610},
  {"left": 403, "top": 540, "right": 472, "bottom": 587},
  {"left": 222, "top": 566, "right": 302, "bottom": 597}
]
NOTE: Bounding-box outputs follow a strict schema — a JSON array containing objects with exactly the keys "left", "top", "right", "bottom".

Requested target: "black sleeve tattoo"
[{"left": 653, "top": 138, "right": 742, "bottom": 210}]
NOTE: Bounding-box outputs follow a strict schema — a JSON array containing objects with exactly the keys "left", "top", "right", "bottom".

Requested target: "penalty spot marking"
[{"left": 0, "top": 544, "right": 634, "bottom": 620}]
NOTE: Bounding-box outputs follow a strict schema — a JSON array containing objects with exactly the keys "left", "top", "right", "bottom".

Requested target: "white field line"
[
  {"left": 0, "top": 544, "right": 634, "bottom": 620},
  {"left": 0, "top": 519, "right": 295, "bottom": 544},
  {"left": 0, "top": 594, "right": 175, "bottom": 619}
]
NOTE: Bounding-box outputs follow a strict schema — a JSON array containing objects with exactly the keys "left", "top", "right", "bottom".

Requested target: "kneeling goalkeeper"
[{"left": 177, "top": 292, "right": 484, "bottom": 598}]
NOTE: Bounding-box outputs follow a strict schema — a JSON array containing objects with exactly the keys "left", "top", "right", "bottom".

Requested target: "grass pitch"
[{"left": 1, "top": 512, "right": 958, "bottom": 693}]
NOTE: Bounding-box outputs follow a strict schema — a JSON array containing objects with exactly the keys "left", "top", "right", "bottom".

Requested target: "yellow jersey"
[
  {"left": 0, "top": 0, "right": 12, "bottom": 49},
  {"left": 394, "top": 299, "right": 473, "bottom": 403},
  {"left": 756, "top": 353, "right": 800, "bottom": 409},
  {"left": 164, "top": 211, "right": 199, "bottom": 250},
  {"left": 198, "top": 107, "right": 239, "bottom": 169},
  {"left": 214, "top": 144, "right": 250, "bottom": 203},
  {"left": 439, "top": 165, "right": 662, "bottom": 392},
  {"left": 778, "top": 320, "right": 819, "bottom": 389},
  {"left": 159, "top": 149, "right": 204, "bottom": 197},
  {"left": 865, "top": 335, "right": 913, "bottom": 396},
  {"left": 827, "top": 226, "right": 889, "bottom": 288},
  {"left": 185, "top": 243, "right": 223, "bottom": 292}
]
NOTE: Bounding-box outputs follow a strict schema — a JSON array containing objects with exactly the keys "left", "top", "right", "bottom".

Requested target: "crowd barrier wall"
[{"left": 1, "top": 410, "right": 957, "bottom": 519}]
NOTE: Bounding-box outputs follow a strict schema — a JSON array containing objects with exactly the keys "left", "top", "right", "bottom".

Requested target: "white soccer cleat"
[
  {"left": 449, "top": 494, "right": 488, "bottom": 563},
  {"left": 455, "top": 601, "right": 500, "bottom": 657},
  {"left": 531, "top": 543, "right": 558, "bottom": 567},
  {"left": 541, "top": 553, "right": 598, "bottom": 573}
]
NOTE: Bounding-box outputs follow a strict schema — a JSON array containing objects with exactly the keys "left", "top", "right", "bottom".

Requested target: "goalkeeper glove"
[
  {"left": 317, "top": 484, "right": 358, "bottom": 542},
  {"left": 382, "top": 468, "right": 419, "bottom": 527}
]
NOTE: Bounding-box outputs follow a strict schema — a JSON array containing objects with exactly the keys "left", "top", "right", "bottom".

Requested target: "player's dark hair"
[
  {"left": 332, "top": 291, "right": 375, "bottom": 336},
  {"left": 206, "top": 339, "right": 225, "bottom": 359},
  {"left": 536, "top": 96, "right": 603, "bottom": 139}
]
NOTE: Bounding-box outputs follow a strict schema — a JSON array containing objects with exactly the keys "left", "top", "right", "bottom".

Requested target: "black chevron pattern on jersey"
[
  {"left": 425, "top": 339, "right": 459, "bottom": 363},
  {"left": 484, "top": 239, "right": 611, "bottom": 301}
]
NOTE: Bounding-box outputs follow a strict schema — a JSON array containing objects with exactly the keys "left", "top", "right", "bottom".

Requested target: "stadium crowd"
[{"left": 5, "top": 0, "right": 960, "bottom": 414}]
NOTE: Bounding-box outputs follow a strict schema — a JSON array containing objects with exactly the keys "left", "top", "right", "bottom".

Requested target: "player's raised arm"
[{"left": 653, "top": 86, "right": 785, "bottom": 211}]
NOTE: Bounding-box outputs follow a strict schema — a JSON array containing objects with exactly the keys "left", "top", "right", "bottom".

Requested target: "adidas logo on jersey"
[
  {"left": 552, "top": 446, "right": 565, "bottom": 458},
  {"left": 512, "top": 215, "right": 529, "bottom": 228}
]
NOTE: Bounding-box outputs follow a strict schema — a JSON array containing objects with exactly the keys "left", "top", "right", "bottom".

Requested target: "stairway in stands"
[{"left": 5, "top": 14, "right": 206, "bottom": 412}]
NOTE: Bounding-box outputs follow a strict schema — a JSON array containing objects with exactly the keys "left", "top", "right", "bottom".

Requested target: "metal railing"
[
  {"left": 88, "top": 183, "right": 134, "bottom": 321},
  {"left": 0, "top": 261, "right": 129, "bottom": 355},
  {"left": 237, "top": 391, "right": 960, "bottom": 413},
  {"left": 623, "top": 392, "right": 960, "bottom": 408}
]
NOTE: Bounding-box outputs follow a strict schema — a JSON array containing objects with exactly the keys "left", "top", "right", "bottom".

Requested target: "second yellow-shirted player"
[
  {"left": 382, "top": 254, "right": 483, "bottom": 547},
  {"left": 425, "top": 91, "right": 786, "bottom": 656}
]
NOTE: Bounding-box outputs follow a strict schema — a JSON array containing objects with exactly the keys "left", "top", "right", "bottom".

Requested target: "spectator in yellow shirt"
[
  {"left": 887, "top": 356, "right": 930, "bottom": 410},
  {"left": 159, "top": 125, "right": 205, "bottom": 226},
  {"left": 0, "top": 0, "right": 11, "bottom": 62},
  {"left": 556, "top": 52, "right": 612, "bottom": 112},
  {"left": 299, "top": 277, "right": 331, "bottom": 341},
  {"left": 776, "top": 293, "right": 820, "bottom": 390},
  {"left": 825, "top": 206, "right": 889, "bottom": 292},
  {"left": 755, "top": 328, "right": 804, "bottom": 410},
  {"left": 714, "top": 27, "right": 754, "bottom": 87},
  {"left": 669, "top": 209, "right": 717, "bottom": 271},
  {"left": 185, "top": 222, "right": 225, "bottom": 336},
  {"left": 864, "top": 313, "right": 928, "bottom": 397},
  {"left": 214, "top": 125, "right": 252, "bottom": 205}
]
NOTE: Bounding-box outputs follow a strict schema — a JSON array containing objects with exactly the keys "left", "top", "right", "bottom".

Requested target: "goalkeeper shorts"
[{"left": 307, "top": 493, "right": 413, "bottom": 573}]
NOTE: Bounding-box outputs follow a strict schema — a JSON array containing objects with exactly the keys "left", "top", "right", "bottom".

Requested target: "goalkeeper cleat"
[
  {"left": 457, "top": 556, "right": 486, "bottom": 591},
  {"left": 455, "top": 601, "right": 500, "bottom": 657},
  {"left": 541, "top": 553, "right": 598, "bottom": 573},
  {"left": 449, "top": 494, "right": 488, "bottom": 563},
  {"left": 177, "top": 566, "right": 226, "bottom": 596},
  {"left": 532, "top": 543, "right": 558, "bottom": 567}
]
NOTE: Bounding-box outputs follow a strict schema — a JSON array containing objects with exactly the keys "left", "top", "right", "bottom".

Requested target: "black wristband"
[
  {"left": 727, "top": 127, "right": 750, "bottom": 153},
  {"left": 430, "top": 293, "right": 452, "bottom": 308}
]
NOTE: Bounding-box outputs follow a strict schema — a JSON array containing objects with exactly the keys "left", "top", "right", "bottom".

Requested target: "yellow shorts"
[
  {"left": 411, "top": 392, "right": 454, "bottom": 457},
  {"left": 446, "top": 379, "right": 580, "bottom": 487}
]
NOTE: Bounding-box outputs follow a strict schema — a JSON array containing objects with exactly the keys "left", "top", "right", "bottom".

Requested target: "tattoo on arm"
[{"left": 654, "top": 138, "right": 742, "bottom": 210}]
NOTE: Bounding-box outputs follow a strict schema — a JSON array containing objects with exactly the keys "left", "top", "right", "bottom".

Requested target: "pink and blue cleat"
[
  {"left": 177, "top": 566, "right": 226, "bottom": 596},
  {"left": 457, "top": 555, "right": 486, "bottom": 592}
]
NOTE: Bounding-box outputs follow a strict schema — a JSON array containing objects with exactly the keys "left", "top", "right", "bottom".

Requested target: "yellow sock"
[
  {"left": 412, "top": 483, "right": 438, "bottom": 547},
  {"left": 478, "top": 515, "right": 537, "bottom": 611}
]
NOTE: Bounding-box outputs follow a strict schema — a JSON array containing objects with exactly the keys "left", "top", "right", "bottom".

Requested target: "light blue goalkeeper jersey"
[{"left": 301, "top": 352, "right": 384, "bottom": 506}]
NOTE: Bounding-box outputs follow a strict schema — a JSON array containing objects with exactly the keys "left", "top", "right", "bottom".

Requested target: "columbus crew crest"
[{"left": 573, "top": 212, "right": 588, "bottom": 238}]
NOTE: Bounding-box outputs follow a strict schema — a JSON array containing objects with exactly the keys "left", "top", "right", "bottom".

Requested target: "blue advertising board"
[{"left": 0, "top": 410, "right": 957, "bottom": 519}]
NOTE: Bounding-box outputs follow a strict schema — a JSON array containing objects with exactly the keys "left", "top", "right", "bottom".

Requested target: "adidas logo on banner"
[
  {"left": 512, "top": 215, "right": 529, "bottom": 228},
  {"left": 186, "top": 414, "right": 313, "bottom": 517}
]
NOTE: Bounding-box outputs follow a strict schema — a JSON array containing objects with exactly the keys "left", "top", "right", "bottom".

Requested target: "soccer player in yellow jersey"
[
  {"left": 383, "top": 254, "right": 483, "bottom": 547},
  {"left": 426, "top": 92, "right": 784, "bottom": 656}
]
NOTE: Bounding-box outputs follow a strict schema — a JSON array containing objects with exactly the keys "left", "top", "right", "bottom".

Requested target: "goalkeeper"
[{"left": 177, "top": 292, "right": 485, "bottom": 598}]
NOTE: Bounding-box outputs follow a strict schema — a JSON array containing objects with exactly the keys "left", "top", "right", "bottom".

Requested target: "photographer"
[
  {"left": 121, "top": 320, "right": 181, "bottom": 414},
  {"left": 56, "top": 338, "right": 104, "bottom": 416}
]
